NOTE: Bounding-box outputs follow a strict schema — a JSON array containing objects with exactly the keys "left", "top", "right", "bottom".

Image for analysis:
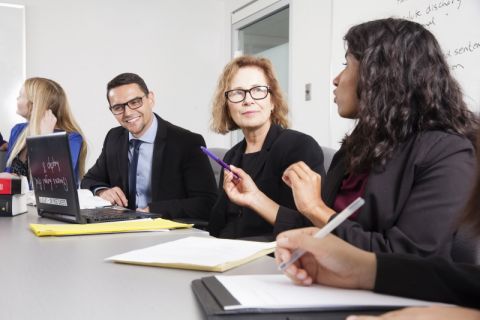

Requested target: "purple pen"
[{"left": 200, "top": 146, "right": 240, "bottom": 180}]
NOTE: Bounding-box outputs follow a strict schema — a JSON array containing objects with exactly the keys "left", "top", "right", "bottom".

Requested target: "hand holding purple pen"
[{"left": 200, "top": 146, "right": 240, "bottom": 180}]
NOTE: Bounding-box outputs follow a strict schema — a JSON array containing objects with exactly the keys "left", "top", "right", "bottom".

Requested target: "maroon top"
[{"left": 333, "top": 172, "right": 369, "bottom": 220}]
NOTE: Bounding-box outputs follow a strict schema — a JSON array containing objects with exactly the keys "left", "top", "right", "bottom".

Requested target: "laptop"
[{"left": 26, "top": 132, "right": 156, "bottom": 224}]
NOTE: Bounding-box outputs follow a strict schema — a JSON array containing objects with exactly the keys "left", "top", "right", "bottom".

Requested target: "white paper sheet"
[
  {"left": 216, "top": 274, "right": 446, "bottom": 310},
  {"left": 106, "top": 236, "right": 276, "bottom": 267}
]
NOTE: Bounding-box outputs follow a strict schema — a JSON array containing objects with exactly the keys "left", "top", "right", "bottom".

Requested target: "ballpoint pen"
[{"left": 200, "top": 146, "right": 240, "bottom": 180}]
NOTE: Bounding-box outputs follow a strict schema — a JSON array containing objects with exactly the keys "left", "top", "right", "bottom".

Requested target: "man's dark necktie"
[{"left": 128, "top": 139, "right": 143, "bottom": 210}]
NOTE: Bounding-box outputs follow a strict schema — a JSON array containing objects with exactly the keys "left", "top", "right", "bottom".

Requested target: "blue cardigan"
[{"left": 5, "top": 122, "right": 83, "bottom": 179}]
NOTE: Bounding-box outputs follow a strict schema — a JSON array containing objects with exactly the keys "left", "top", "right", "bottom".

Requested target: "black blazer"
[
  {"left": 209, "top": 124, "right": 325, "bottom": 240},
  {"left": 277, "top": 131, "right": 476, "bottom": 259},
  {"left": 375, "top": 253, "right": 480, "bottom": 308},
  {"left": 81, "top": 114, "right": 217, "bottom": 219}
]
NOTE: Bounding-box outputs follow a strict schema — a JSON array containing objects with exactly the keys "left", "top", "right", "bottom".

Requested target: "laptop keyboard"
[{"left": 80, "top": 208, "right": 147, "bottom": 222}]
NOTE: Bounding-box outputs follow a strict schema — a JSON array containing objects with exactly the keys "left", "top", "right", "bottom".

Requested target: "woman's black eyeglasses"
[{"left": 225, "top": 86, "right": 270, "bottom": 103}]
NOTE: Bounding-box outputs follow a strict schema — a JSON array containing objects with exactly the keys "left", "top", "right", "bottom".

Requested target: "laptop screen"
[{"left": 26, "top": 132, "right": 80, "bottom": 218}]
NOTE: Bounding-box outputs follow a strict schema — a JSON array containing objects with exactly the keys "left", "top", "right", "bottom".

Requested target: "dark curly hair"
[{"left": 343, "top": 18, "right": 478, "bottom": 174}]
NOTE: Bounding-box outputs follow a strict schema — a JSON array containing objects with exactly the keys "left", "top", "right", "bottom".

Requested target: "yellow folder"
[{"left": 29, "top": 218, "right": 193, "bottom": 237}]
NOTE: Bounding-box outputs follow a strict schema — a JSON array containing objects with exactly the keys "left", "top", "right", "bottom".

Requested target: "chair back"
[
  {"left": 0, "top": 150, "right": 7, "bottom": 171},
  {"left": 321, "top": 146, "right": 337, "bottom": 172},
  {"left": 207, "top": 148, "right": 228, "bottom": 186}
]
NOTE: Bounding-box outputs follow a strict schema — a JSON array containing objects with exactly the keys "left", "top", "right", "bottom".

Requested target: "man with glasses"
[{"left": 81, "top": 73, "right": 217, "bottom": 220}]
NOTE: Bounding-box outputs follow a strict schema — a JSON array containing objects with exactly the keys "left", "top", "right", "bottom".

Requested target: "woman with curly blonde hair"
[{"left": 209, "top": 55, "right": 325, "bottom": 240}]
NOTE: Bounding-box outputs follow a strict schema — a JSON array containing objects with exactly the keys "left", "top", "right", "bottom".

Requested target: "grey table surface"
[{"left": 0, "top": 207, "right": 279, "bottom": 320}]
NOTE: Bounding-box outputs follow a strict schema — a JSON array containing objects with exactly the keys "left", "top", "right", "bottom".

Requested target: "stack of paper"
[
  {"left": 77, "top": 189, "right": 112, "bottom": 209},
  {"left": 106, "top": 236, "right": 276, "bottom": 272},
  {"left": 30, "top": 218, "right": 193, "bottom": 237},
  {"left": 214, "top": 275, "right": 446, "bottom": 311}
]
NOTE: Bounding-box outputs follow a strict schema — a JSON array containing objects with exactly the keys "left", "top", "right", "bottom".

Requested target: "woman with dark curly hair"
[
  {"left": 227, "top": 18, "right": 478, "bottom": 258},
  {"left": 275, "top": 113, "right": 480, "bottom": 319},
  {"left": 275, "top": 132, "right": 480, "bottom": 315}
]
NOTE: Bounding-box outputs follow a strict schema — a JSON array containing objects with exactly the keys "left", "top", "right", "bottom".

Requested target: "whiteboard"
[
  {"left": 329, "top": 0, "right": 480, "bottom": 148},
  {"left": 0, "top": 4, "right": 25, "bottom": 139}
]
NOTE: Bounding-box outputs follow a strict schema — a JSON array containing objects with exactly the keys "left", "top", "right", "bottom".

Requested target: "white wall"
[
  {"left": 256, "top": 42, "right": 289, "bottom": 97},
  {"left": 0, "top": 4, "right": 25, "bottom": 138},
  {"left": 225, "top": 0, "right": 335, "bottom": 148},
  {"left": 289, "top": 0, "right": 334, "bottom": 148},
  {"left": 2, "top": 0, "right": 230, "bottom": 168}
]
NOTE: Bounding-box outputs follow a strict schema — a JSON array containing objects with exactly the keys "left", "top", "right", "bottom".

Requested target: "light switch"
[{"left": 305, "top": 83, "right": 311, "bottom": 101}]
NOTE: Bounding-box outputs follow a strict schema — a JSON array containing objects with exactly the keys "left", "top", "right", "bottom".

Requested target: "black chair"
[{"left": 0, "top": 150, "right": 6, "bottom": 171}]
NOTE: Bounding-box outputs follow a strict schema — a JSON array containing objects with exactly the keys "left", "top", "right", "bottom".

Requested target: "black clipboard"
[{"left": 192, "top": 276, "right": 397, "bottom": 320}]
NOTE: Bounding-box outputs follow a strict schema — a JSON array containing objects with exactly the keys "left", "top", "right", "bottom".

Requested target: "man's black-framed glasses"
[
  {"left": 225, "top": 86, "right": 270, "bottom": 103},
  {"left": 109, "top": 95, "right": 146, "bottom": 115}
]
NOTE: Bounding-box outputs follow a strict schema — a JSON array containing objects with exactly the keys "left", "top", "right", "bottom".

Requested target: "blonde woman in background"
[{"left": 5, "top": 77, "right": 87, "bottom": 182}]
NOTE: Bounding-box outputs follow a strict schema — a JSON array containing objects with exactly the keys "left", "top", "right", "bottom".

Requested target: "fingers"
[
  {"left": 43, "top": 109, "right": 56, "bottom": 122},
  {"left": 223, "top": 166, "right": 243, "bottom": 184},
  {"left": 111, "top": 187, "right": 128, "bottom": 207},
  {"left": 282, "top": 168, "right": 298, "bottom": 188},
  {"left": 347, "top": 307, "right": 416, "bottom": 320},
  {"left": 282, "top": 163, "right": 298, "bottom": 187},
  {"left": 98, "top": 187, "right": 128, "bottom": 207},
  {"left": 284, "top": 161, "right": 312, "bottom": 179},
  {"left": 228, "top": 165, "right": 246, "bottom": 180},
  {"left": 276, "top": 228, "right": 347, "bottom": 265},
  {"left": 40, "top": 109, "right": 57, "bottom": 134},
  {"left": 283, "top": 161, "right": 321, "bottom": 188},
  {"left": 276, "top": 227, "right": 320, "bottom": 249},
  {"left": 284, "top": 161, "right": 320, "bottom": 180},
  {"left": 98, "top": 189, "right": 116, "bottom": 205},
  {"left": 275, "top": 247, "right": 314, "bottom": 286},
  {"left": 223, "top": 170, "right": 239, "bottom": 190},
  {"left": 275, "top": 227, "right": 319, "bottom": 284},
  {"left": 225, "top": 166, "right": 256, "bottom": 190}
]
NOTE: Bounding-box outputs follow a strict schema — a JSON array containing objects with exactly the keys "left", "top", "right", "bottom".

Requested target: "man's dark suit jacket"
[
  {"left": 208, "top": 124, "right": 325, "bottom": 240},
  {"left": 276, "top": 131, "right": 476, "bottom": 259},
  {"left": 81, "top": 114, "right": 217, "bottom": 220}
]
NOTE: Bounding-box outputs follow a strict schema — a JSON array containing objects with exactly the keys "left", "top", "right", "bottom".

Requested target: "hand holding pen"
[
  {"left": 275, "top": 225, "right": 376, "bottom": 290},
  {"left": 278, "top": 197, "right": 365, "bottom": 271}
]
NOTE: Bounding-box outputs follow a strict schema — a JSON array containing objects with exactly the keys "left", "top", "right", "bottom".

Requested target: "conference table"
[{"left": 0, "top": 207, "right": 279, "bottom": 319}]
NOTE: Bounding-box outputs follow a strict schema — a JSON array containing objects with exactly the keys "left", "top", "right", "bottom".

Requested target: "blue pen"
[{"left": 200, "top": 146, "right": 240, "bottom": 180}]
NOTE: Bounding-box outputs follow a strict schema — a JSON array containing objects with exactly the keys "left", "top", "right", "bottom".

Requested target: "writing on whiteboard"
[{"left": 400, "top": 0, "right": 463, "bottom": 28}]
